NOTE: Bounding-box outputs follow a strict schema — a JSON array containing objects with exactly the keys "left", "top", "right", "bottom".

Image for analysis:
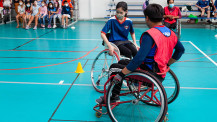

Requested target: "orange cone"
[{"left": 75, "top": 62, "right": 85, "bottom": 73}]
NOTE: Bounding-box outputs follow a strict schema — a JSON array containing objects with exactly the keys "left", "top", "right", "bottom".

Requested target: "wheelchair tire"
[
  {"left": 106, "top": 71, "right": 168, "bottom": 122},
  {"left": 91, "top": 49, "right": 120, "bottom": 93}
]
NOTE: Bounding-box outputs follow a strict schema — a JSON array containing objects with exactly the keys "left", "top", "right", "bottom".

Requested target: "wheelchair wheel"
[
  {"left": 91, "top": 49, "right": 120, "bottom": 93},
  {"left": 106, "top": 71, "right": 168, "bottom": 122},
  {"left": 163, "top": 69, "right": 180, "bottom": 104}
]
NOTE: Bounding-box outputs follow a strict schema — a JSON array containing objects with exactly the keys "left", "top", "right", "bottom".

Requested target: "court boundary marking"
[
  {"left": 0, "top": 81, "right": 217, "bottom": 90},
  {"left": 48, "top": 60, "right": 88, "bottom": 122}
]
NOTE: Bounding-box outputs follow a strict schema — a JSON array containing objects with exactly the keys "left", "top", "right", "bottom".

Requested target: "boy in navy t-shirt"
[{"left": 196, "top": 0, "right": 212, "bottom": 23}]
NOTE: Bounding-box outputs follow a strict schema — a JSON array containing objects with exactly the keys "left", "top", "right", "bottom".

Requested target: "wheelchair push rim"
[
  {"left": 91, "top": 49, "right": 120, "bottom": 93},
  {"left": 106, "top": 71, "right": 168, "bottom": 122}
]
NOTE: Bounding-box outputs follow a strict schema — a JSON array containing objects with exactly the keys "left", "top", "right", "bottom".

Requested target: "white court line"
[
  {"left": 189, "top": 41, "right": 217, "bottom": 67},
  {"left": 0, "top": 37, "right": 101, "bottom": 40},
  {"left": 1, "top": 81, "right": 217, "bottom": 90}
]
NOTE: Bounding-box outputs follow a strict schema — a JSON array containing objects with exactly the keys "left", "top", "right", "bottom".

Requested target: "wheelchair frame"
[{"left": 93, "top": 70, "right": 168, "bottom": 122}]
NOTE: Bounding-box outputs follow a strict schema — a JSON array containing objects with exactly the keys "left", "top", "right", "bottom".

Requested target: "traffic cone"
[{"left": 75, "top": 62, "right": 85, "bottom": 73}]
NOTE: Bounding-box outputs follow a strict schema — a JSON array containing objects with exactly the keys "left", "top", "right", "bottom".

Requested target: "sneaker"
[
  {"left": 207, "top": 20, "right": 212, "bottom": 24},
  {"left": 33, "top": 26, "right": 37, "bottom": 30},
  {"left": 95, "top": 96, "right": 120, "bottom": 104},
  {"left": 53, "top": 25, "right": 57, "bottom": 28},
  {"left": 25, "top": 25, "right": 29, "bottom": 30},
  {"left": 96, "top": 96, "right": 105, "bottom": 104}
]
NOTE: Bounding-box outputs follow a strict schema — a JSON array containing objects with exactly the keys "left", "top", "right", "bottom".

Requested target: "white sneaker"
[
  {"left": 33, "top": 26, "right": 37, "bottom": 30},
  {"left": 53, "top": 25, "right": 57, "bottom": 28}
]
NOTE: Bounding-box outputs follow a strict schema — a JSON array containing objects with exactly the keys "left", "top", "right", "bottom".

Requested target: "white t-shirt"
[
  {"left": 3, "top": 0, "right": 11, "bottom": 7},
  {"left": 18, "top": 5, "right": 25, "bottom": 14},
  {"left": 32, "top": 5, "right": 40, "bottom": 16}
]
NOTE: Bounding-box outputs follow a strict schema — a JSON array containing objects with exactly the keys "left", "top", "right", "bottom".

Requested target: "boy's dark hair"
[
  {"left": 167, "top": 0, "right": 174, "bottom": 4},
  {"left": 116, "top": 1, "right": 128, "bottom": 17},
  {"left": 64, "top": 1, "right": 68, "bottom": 4},
  {"left": 143, "top": 4, "right": 164, "bottom": 22}
]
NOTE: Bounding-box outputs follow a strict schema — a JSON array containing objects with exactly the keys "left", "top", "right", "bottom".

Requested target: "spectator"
[
  {"left": 214, "top": 0, "right": 217, "bottom": 19},
  {"left": 61, "top": 0, "right": 70, "bottom": 28},
  {"left": 37, "top": 0, "right": 42, "bottom": 7},
  {"left": 0, "top": 0, "right": 3, "bottom": 18},
  {"left": 47, "top": 2, "right": 55, "bottom": 28},
  {"left": 26, "top": 0, "right": 39, "bottom": 29},
  {"left": 52, "top": 1, "right": 61, "bottom": 28},
  {"left": 38, "top": 0, "right": 47, "bottom": 28},
  {"left": 208, "top": 0, "right": 215, "bottom": 16},
  {"left": 3, "top": 0, "right": 12, "bottom": 24},
  {"left": 16, "top": 0, "right": 25, "bottom": 28},
  {"left": 14, "top": 0, "right": 20, "bottom": 14},
  {"left": 24, "top": 2, "right": 32, "bottom": 26},
  {"left": 25, "top": 0, "right": 33, "bottom": 5},
  {"left": 62, "top": 0, "right": 74, "bottom": 19},
  {"left": 195, "top": 0, "right": 212, "bottom": 23},
  {"left": 163, "top": 0, "right": 181, "bottom": 29},
  {"left": 46, "top": 0, "right": 53, "bottom": 4}
]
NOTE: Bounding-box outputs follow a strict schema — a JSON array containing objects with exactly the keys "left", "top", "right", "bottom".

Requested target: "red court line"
[
  {"left": 178, "top": 53, "right": 217, "bottom": 63},
  {"left": 0, "top": 47, "right": 98, "bottom": 70}
]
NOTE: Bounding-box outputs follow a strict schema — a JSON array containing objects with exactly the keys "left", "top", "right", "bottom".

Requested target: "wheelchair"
[
  {"left": 93, "top": 70, "right": 168, "bottom": 122},
  {"left": 91, "top": 34, "right": 135, "bottom": 93},
  {"left": 91, "top": 34, "right": 180, "bottom": 104}
]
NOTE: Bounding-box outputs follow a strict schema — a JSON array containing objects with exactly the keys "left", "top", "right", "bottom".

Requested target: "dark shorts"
[
  {"left": 198, "top": 8, "right": 209, "bottom": 14},
  {"left": 163, "top": 21, "right": 177, "bottom": 30}
]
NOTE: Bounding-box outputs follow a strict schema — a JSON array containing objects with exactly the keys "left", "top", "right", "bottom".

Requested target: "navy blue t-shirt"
[
  {"left": 62, "top": 6, "right": 70, "bottom": 15},
  {"left": 101, "top": 16, "right": 134, "bottom": 42},
  {"left": 196, "top": 0, "right": 209, "bottom": 7}
]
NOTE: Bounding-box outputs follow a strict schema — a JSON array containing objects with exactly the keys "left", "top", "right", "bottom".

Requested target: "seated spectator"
[
  {"left": 14, "top": 0, "right": 20, "bottom": 14},
  {"left": 214, "top": 0, "right": 217, "bottom": 19},
  {"left": 47, "top": 2, "right": 56, "bottom": 28},
  {"left": 46, "top": 0, "right": 54, "bottom": 4},
  {"left": 208, "top": 0, "right": 215, "bottom": 17},
  {"left": 24, "top": 2, "right": 32, "bottom": 26},
  {"left": 0, "top": 0, "right": 3, "bottom": 19},
  {"left": 163, "top": 0, "right": 181, "bottom": 29},
  {"left": 52, "top": 1, "right": 61, "bottom": 28},
  {"left": 37, "top": 0, "right": 42, "bottom": 7},
  {"left": 62, "top": 0, "right": 74, "bottom": 19},
  {"left": 25, "top": 0, "right": 33, "bottom": 5},
  {"left": 16, "top": 0, "right": 26, "bottom": 28},
  {"left": 195, "top": 0, "right": 212, "bottom": 23},
  {"left": 26, "top": 0, "right": 39, "bottom": 29},
  {"left": 38, "top": 0, "right": 47, "bottom": 28},
  {"left": 3, "top": 0, "right": 12, "bottom": 24},
  {"left": 61, "top": 1, "right": 70, "bottom": 28}
]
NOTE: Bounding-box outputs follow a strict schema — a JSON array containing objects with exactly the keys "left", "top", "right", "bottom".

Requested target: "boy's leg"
[
  {"left": 109, "top": 63, "right": 126, "bottom": 99},
  {"left": 201, "top": 9, "right": 205, "bottom": 16},
  {"left": 61, "top": 15, "right": 64, "bottom": 26},
  {"left": 66, "top": 16, "right": 68, "bottom": 26}
]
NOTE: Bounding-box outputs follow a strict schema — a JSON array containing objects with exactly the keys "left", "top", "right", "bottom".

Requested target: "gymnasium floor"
[{"left": 0, "top": 21, "right": 217, "bottom": 122}]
